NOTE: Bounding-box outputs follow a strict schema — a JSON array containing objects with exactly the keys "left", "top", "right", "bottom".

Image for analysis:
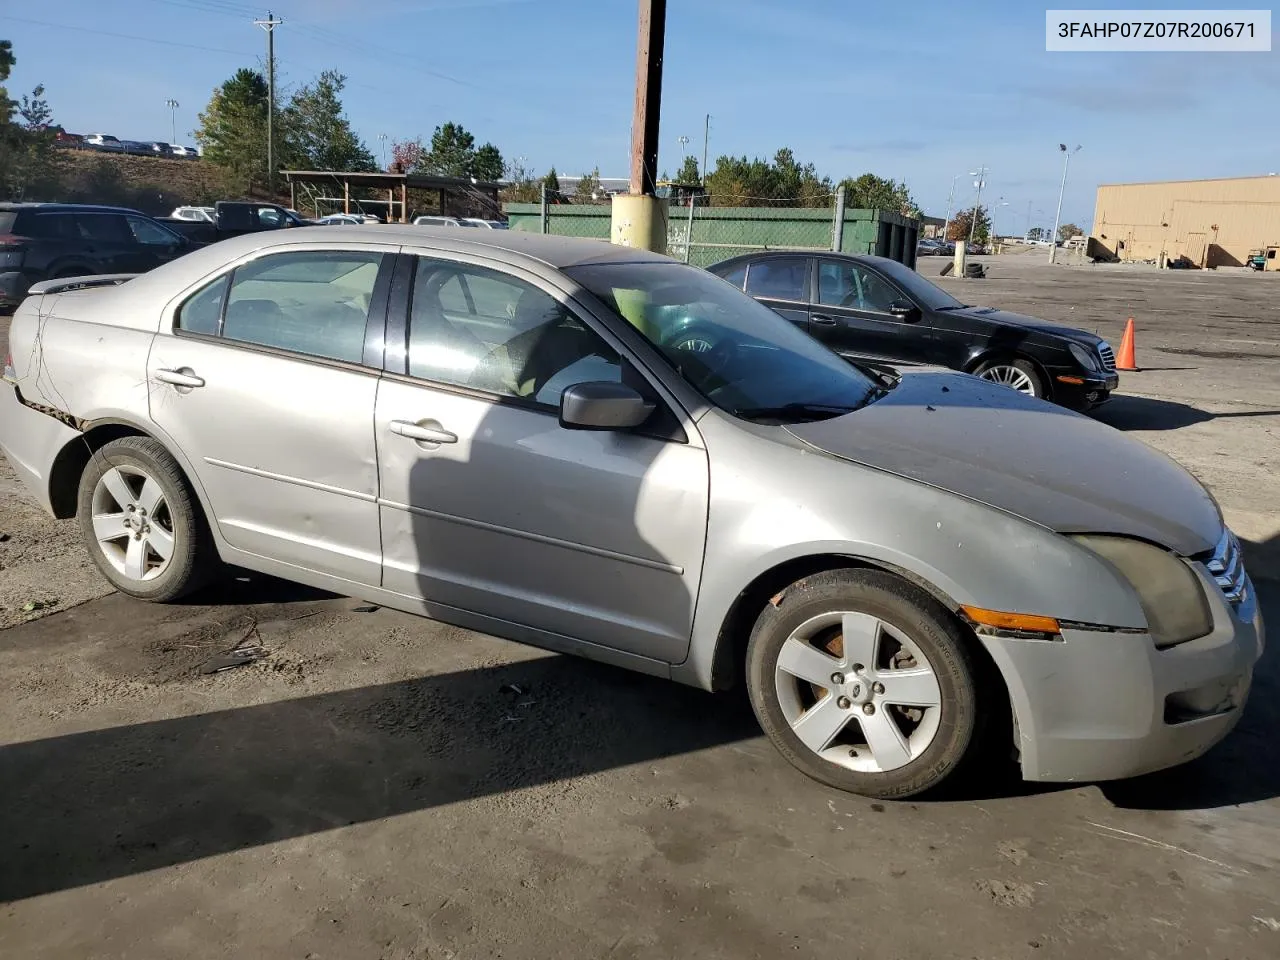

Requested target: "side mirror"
[
  {"left": 889, "top": 300, "right": 920, "bottom": 321},
  {"left": 560, "top": 381, "right": 655, "bottom": 431}
]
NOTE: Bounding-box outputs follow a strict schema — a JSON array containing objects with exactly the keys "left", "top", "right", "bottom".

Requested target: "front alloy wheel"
[
  {"left": 747, "top": 569, "right": 985, "bottom": 799},
  {"left": 975, "top": 359, "right": 1043, "bottom": 397}
]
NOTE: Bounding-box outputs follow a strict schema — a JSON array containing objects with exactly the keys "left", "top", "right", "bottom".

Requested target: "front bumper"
[
  {"left": 981, "top": 564, "right": 1264, "bottom": 783},
  {"left": 1053, "top": 372, "right": 1120, "bottom": 409}
]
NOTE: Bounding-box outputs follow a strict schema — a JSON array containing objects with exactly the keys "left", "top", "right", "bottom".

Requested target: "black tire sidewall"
[
  {"left": 76, "top": 438, "right": 206, "bottom": 601},
  {"left": 746, "top": 570, "right": 981, "bottom": 799}
]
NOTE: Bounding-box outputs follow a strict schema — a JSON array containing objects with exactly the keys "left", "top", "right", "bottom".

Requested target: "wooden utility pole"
[
  {"left": 629, "top": 0, "right": 667, "bottom": 197},
  {"left": 254, "top": 12, "right": 283, "bottom": 197}
]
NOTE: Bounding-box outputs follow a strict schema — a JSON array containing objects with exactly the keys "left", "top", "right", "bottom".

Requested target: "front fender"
[{"left": 675, "top": 413, "right": 1147, "bottom": 691}]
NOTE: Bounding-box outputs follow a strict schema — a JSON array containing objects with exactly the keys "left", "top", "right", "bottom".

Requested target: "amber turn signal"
[
  {"left": 1055, "top": 375, "right": 1085, "bottom": 385},
  {"left": 960, "top": 605, "right": 1061, "bottom": 634}
]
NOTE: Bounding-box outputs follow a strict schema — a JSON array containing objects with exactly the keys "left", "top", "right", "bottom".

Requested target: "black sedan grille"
[
  {"left": 1098, "top": 342, "right": 1116, "bottom": 372},
  {"left": 1206, "top": 529, "right": 1247, "bottom": 607}
]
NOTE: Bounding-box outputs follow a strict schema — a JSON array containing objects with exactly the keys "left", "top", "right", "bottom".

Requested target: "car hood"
[
  {"left": 947, "top": 306, "right": 1104, "bottom": 346},
  {"left": 784, "top": 372, "right": 1221, "bottom": 557}
]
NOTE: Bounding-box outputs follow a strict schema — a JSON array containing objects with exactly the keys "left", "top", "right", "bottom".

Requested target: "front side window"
[
  {"left": 744, "top": 258, "right": 808, "bottom": 302},
  {"left": 218, "top": 250, "right": 382, "bottom": 362},
  {"left": 818, "top": 260, "right": 899, "bottom": 313},
  {"left": 126, "top": 216, "right": 180, "bottom": 246},
  {"left": 564, "top": 261, "right": 881, "bottom": 423},
  {"left": 407, "top": 258, "right": 622, "bottom": 407}
]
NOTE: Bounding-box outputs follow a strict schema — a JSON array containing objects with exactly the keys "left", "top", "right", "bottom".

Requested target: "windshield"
[
  {"left": 869, "top": 256, "right": 964, "bottom": 311},
  {"left": 564, "top": 261, "right": 882, "bottom": 422}
]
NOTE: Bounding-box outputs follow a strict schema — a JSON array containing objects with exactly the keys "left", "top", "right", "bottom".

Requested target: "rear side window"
[
  {"left": 220, "top": 250, "right": 383, "bottom": 363},
  {"left": 744, "top": 258, "right": 808, "bottom": 301},
  {"left": 26, "top": 214, "right": 80, "bottom": 240},
  {"left": 74, "top": 214, "right": 130, "bottom": 243},
  {"left": 176, "top": 274, "right": 230, "bottom": 336},
  {"left": 0, "top": 213, "right": 17, "bottom": 234}
]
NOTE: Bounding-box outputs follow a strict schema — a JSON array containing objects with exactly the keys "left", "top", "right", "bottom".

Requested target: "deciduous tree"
[
  {"left": 947, "top": 206, "right": 991, "bottom": 243},
  {"left": 285, "top": 70, "right": 375, "bottom": 172},
  {"left": 1057, "top": 222, "right": 1082, "bottom": 242},
  {"left": 837, "top": 173, "right": 920, "bottom": 217}
]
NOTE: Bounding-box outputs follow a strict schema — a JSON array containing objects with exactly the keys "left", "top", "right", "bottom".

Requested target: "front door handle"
[
  {"left": 810, "top": 314, "right": 839, "bottom": 326},
  {"left": 153, "top": 367, "right": 205, "bottom": 388},
  {"left": 390, "top": 419, "right": 458, "bottom": 444}
]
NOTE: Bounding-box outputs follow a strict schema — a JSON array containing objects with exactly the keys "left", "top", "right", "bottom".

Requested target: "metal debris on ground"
[
  {"left": 200, "top": 621, "right": 268, "bottom": 674},
  {"left": 352, "top": 604, "right": 380, "bottom": 613}
]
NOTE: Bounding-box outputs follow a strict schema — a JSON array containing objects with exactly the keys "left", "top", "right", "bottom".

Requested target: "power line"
[{"left": 0, "top": 15, "right": 254, "bottom": 57}]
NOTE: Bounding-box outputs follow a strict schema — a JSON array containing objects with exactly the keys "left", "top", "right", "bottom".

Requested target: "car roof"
[
  {"left": 208, "top": 224, "right": 673, "bottom": 269},
  {"left": 0, "top": 202, "right": 143, "bottom": 215}
]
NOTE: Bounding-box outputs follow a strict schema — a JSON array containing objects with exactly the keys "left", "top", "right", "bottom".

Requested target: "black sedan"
[{"left": 706, "top": 251, "right": 1119, "bottom": 410}]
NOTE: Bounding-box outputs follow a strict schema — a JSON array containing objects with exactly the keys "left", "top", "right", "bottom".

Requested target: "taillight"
[
  {"left": 2, "top": 350, "right": 16, "bottom": 383},
  {"left": 0, "top": 234, "right": 27, "bottom": 269}
]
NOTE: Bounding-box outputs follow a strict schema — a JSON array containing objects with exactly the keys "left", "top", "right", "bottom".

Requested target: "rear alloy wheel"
[
  {"left": 77, "top": 437, "right": 217, "bottom": 601},
  {"left": 746, "top": 569, "right": 984, "bottom": 799},
  {"left": 975, "top": 358, "right": 1043, "bottom": 398}
]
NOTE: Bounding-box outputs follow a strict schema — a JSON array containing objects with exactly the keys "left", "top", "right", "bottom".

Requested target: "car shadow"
[
  {"left": 0, "top": 653, "right": 759, "bottom": 904},
  {"left": 1094, "top": 394, "right": 1280, "bottom": 431}
]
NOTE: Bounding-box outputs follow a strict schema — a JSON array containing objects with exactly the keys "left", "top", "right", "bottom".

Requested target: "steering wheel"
[{"left": 666, "top": 326, "right": 739, "bottom": 374}]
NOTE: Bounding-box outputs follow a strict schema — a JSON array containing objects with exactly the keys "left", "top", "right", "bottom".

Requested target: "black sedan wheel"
[{"left": 974, "top": 358, "right": 1043, "bottom": 398}]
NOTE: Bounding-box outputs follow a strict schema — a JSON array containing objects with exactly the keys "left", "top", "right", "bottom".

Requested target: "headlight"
[
  {"left": 1072, "top": 536, "right": 1213, "bottom": 648},
  {"left": 1068, "top": 342, "right": 1101, "bottom": 372}
]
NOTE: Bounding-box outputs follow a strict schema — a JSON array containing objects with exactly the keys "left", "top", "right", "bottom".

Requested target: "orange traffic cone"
[{"left": 1116, "top": 317, "right": 1138, "bottom": 371}]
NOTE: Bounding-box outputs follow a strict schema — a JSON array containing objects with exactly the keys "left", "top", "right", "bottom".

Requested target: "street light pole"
[
  {"left": 164, "top": 98, "right": 179, "bottom": 144},
  {"left": 378, "top": 133, "right": 388, "bottom": 170},
  {"left": 967, "top": 166, "right": 987, "bottom": 246},
  {"left": 941, "top": 172, "right": 963, "bottom": 242},
  {"left": 1049, "top": 143, "right": 1081, "bottom": 263}
]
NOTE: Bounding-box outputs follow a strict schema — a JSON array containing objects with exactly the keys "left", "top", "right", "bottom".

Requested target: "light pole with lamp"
[
  {"left": 1049, "top": 143, "right": 1081, "bottom": 263},
  {"left": 378, "top": 133, "right": 388, "bottom": 170},
  {"left": 967, "top": 167, "right": 988, "bottom": 246},
  {"left": 941, "top": 172, "right": 965, "bottom": 242},
  {"left": 164, "top": 98, "right": 179, "bottom": 144}
]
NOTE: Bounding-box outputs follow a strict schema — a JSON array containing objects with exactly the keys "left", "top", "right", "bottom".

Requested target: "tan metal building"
[{"left": 1090, "top": 175, "right": 1280, "bottom": 267}]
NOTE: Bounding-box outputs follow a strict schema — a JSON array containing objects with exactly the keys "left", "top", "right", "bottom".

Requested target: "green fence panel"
[{"left": 504, "top": 203, "right": 919, "bottom": 269}]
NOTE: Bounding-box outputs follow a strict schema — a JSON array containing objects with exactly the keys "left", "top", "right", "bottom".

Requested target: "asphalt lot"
[{"left": 1, "top": 254, "right": 1278, "bottom": 959}]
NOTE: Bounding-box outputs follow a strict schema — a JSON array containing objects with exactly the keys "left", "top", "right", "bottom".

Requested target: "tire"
[
  {"left": 746, "top": 569, "right": 984, "bottom": 799},
  {"left": 938, "top": 261, "right": 954, "bottom": 277},
  {"left": 76, "top": 436, "right": 219, "bottom": 601},
  {"left": 973, "top": 357, "right": 1044, "bottom": 398}
]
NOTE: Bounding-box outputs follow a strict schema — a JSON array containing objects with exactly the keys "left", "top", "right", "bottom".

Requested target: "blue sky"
[{"left": 3, "top": 0, "right": 1278, "bottom": 230}]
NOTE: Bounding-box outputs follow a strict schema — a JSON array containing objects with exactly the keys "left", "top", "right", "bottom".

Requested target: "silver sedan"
[{"left": 0, "top": 228, "right": 1264, "bottom": 798}]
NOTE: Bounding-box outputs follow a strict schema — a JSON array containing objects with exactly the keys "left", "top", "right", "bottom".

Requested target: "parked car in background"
[
  {"left": 706, "top": 251, "right": 1119, "bottom": 410},
  {"left": 460, "top": 218, "right": 508, "bottom": 229},
  {"left": 916, "top": 238, "right": 943, "bottom": 256},
  {"left": 170, "top": 145, "right": 198, "bottom": 158},
  {"left": 412, "top": 215, "right": 467, "bottom": 227},
  {"left": 84, "top": 133, "right": 124, "bottom": 152},
  {"left": 54, "top": 131, "right": 84, "bottom": 147},
  {"left": 147, "top": 142, "right": 173, "bottom": 155},
  {"left": 0, "top": 202, "right": 191, "bottom": 310},
  {"left": 316, "top": 213, "right": 380, "bottom": 225},
  {"left": 0, "top": 228, "right": 1261, "bottom": 800},
  {"left": 169, "top": 206, "right": 216, "bottom": 223},
  {"left": 158, "top": 201, "right": 313, "bottom": 244}
]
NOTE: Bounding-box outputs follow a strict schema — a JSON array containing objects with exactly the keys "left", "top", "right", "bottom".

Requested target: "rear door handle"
[
  {"left": 390, "top": 420, "right": 458, "bottom": 444},
  {"left": 153, "top": 367, "right": 205, "bottom": 388},
  {"left": 810, "top": 314, "right": 839, "bottom": 326}
]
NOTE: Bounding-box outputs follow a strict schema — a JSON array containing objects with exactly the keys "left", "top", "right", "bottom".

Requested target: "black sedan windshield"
[
  {"left": 564, "top": 261, "right": 881, "bottom": 421},
  {"left": 870, "top": 257, "right": 964, "bottom": 311}
]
